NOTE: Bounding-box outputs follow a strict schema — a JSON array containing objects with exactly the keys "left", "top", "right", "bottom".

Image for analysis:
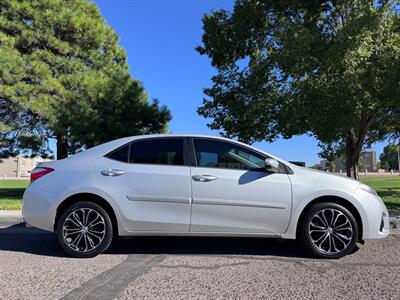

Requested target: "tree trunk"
[
  {"left": 344, "top": 112, "right": 373, "bottom": 180},
  {"left": 345, "top": 152, "right": 359, "bottom": 179},
  {"left": 345, "top": 132, "right": 360, "bottom": 180},
  {"left": 56, "top": 134, "right": 68, "bottom": 160}
]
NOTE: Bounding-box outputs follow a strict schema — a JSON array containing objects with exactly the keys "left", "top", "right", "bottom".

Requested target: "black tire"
[
  {"left": 299, "top": 202, "right": 358, "bottom": 259},
  {"left": 56, "top": 201, "right": 113, "bottom": 258}
]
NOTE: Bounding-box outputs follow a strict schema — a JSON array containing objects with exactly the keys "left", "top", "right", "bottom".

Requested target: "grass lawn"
[
  {"left": 360, "top": 176, "right": 400, "bottom": 211},
  {"left": 0, "top": 176, "right": 399, "bottom": 211},
  {"left": 0, "top": 180, "right": 29, "bottom": 210}
]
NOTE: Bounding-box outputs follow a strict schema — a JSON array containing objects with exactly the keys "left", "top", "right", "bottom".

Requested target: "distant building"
[
  {"left": 0, "top": 156, "right": 53, "bottom": 179},
  {"left": 359, "top": 151, "right": 377, "bottom": 172},
  {"left": 320, "top": 151, "right": 377, "bottom": 173},
  {"left": 289, "top": 161, "right": 306, "bottom": 167}
]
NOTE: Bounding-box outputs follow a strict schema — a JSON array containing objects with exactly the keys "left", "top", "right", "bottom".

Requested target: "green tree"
[
  {"left": 318, "top": 142, "right": 342, "bottom": 173},
  {"left": 69, "top": 71, "right": 171, "bottom": 150},
  {"left": 196, "top": 0, "right": 400, "bottom": 179},
  {"left": 0, "top": 0, "right": 171, "bottom": 159},
  {"left": 380, "top": 144, "right": 400, "bottom": 170}
]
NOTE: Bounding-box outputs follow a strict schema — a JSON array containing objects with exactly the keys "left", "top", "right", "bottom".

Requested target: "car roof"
[{"left": 68, "top": 134, "right": 291, "bottom": 166}]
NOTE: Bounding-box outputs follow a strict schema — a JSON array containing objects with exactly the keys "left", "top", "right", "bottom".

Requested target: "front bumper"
[
  {"left": 22, "top": 183, "right": 60, "bottom": 232},
  {"left": 353, "top": 188, "right": 390, "bottom": 240}
]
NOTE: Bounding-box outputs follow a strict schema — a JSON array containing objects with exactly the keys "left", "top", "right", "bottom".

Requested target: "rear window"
[{"left": 106, "top": 144, "right": 129, "bottom": 162}]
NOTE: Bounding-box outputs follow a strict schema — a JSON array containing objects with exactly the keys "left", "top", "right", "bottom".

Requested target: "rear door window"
[{"left": 129, "top": 138, "right": 184, "bottom": 166}]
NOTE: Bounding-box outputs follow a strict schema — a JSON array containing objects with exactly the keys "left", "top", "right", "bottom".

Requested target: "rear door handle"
[
  {"left": 101, "top": 169, "right": 125, "bottom": 176},
  {"left": 192, "top": 175, "right": 217, "bottom": 182}
]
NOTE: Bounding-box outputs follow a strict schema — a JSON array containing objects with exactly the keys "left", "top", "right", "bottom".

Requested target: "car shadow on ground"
[
  {"left": 0, "top": 224, "right": 359, "bottom": 259},
  {"left": 108, "top": 236, "right": 313, "bottom": 258}
]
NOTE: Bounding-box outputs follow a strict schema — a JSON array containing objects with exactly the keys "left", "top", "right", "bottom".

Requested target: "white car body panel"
[
  {"left": 95, "top": 157, "right": 191, "bottom": 232},
  {"left": 22, "top": 134, "right": 390, "bottom": 241},
  {"left": 190, "top": 167, "right": 292, "bottom": 233}
]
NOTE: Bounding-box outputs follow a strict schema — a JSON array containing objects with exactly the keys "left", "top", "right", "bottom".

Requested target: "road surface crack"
[{"left": 158, "top": 261, "right": 249, "bottom": 270}]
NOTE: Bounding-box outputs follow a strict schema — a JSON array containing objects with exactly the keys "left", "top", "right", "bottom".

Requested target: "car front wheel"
[
  {"left": 56, "top": 201, "right": 113, "bottom": 258},
  {"left": 299, "top": 202, "right": 358, "bottom": 259}
]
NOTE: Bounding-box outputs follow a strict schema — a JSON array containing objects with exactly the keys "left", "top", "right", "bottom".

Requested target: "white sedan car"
[{"left": 23, "top": 135, "right": 389, "bottom": 258}]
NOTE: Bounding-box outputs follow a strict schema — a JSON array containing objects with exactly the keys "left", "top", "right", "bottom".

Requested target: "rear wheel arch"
[
  {"left": 296, "top": 196, "right": 363, "bottom": 242},
  {"left": 54, "top": 193, "right": 119, "bottom": 237}
]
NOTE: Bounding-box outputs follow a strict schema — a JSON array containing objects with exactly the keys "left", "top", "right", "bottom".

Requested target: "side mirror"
[{"left": 265, "top": 158, "right": 279, "bottom": 173}]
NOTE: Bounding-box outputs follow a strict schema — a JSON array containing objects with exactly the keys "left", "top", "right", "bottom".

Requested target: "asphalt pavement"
[{"left": 0, "top": 224, "right": 399, "bottom": 299}]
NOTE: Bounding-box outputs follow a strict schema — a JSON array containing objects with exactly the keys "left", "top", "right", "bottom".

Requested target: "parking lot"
[{"left": 0, "top": 224, "right": 399, "bottom": 300}]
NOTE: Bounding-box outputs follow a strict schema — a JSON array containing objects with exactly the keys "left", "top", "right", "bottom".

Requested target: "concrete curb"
[
  {"left": 389, "top": 210, "right": 400, "bottom": 229},
  {"left": 0, "top": 209, "right": 399, "bottom": 229},
  {"left": 0, "top": 210, "right": 23, "bottom": 227}
]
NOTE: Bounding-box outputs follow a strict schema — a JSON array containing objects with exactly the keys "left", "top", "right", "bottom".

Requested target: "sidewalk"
[{"left": 1, "top": 209, "right": 399, "bottom": 229}]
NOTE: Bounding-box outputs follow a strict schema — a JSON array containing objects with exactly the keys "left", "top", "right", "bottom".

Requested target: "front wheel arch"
[
  {"left": 54, "top": 193, "right": 119, "bottom": 238},
  {"left": 296, "top": 196, "right": 363, "bottom": 242}
]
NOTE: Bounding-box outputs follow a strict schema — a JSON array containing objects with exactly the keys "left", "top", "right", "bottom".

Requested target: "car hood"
[
  {"left": 297, "top": 166, "right": 358, "bottom": 181},
  {"left": 288, "top": 164, "right": 361, "bottom": 193}
]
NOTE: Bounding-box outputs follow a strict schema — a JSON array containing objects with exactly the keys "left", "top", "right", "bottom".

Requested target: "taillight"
[{"left": 30, "top": 167, "right": 54, "bottom": 182}]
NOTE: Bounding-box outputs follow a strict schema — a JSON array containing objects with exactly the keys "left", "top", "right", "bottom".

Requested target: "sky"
[{"left": 91, "top": 0, "right": 387, "bottom": 166}]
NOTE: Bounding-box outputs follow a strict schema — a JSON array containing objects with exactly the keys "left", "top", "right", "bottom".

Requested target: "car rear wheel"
[
  {"left": 299, "top": 202, "right": 358, "bottom": 259},
  {"left": 56, "top": 201, "right": 113, "bottom": 258}
]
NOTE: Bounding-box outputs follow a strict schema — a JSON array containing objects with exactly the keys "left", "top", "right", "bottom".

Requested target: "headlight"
[{"left": 359, "top": 184, "right": 378, "bottom": 196}]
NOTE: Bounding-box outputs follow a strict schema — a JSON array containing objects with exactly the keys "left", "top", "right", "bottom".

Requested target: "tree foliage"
[
  {"left": 197, "top": 0, "right": 400, "bottom": 179},
  {"left": 0, "top": 0, "right": 171, "bottom": 159},
  {"left": 380, "top": 143, "right": 400, "bottom": 170}
]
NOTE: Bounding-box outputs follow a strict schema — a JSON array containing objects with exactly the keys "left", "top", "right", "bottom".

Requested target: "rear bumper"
[{"left": 22, "top": 183, "right": 60, "bottom": 232}]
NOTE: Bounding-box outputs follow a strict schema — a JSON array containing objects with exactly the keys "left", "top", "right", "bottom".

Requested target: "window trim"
[
  {"left": 104, "top": 137, "right": 190, "bottom": 167},
  {"left": 187, "top": 137, "right": 197, "bottom": 167},
  {"left": 189, "top": 137, "right": 290, "bottom": 174},
  {"left": 104, "top": 136, "right": 293, "bottom": 173}
]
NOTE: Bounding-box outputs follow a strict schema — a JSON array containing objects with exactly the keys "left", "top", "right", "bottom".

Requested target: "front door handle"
[
  {"left": 192, "top": 175, "right": 217, "bottom": 182},
  {"left": 101, "top": 169, "right": 125, "bottom": 176}
]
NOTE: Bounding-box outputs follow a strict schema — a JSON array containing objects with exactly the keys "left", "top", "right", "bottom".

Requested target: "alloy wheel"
[
  {"left": 62, "top": 208, "right": 106, "bottom": 253},
  {"left": 308, "top": 208, "right": 353, "bottom": 254}
]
